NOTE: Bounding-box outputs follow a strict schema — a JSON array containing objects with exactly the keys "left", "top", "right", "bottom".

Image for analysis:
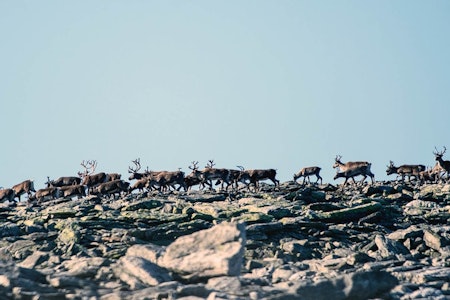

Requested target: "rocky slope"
[{"left": 0, "top": 181, "right": 449, "bottom": 299}]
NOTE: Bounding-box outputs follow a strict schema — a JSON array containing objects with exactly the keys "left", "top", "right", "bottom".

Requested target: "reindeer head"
[
  {"left": 333, "top": 155, "right": 343, "bottom": 169},
  {"left": 433, "top": 146, "right": 446, "bottom": 161},
  {"left": 386, "top": 160, "right": 396, "bottom": 175},
  {"left": 128, "top": 158, "right": 142, "bottom": 180}
]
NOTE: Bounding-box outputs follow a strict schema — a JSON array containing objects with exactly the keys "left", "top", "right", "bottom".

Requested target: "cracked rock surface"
[{"left": 0, "top": 181, "right": 449, "bottom": 299}]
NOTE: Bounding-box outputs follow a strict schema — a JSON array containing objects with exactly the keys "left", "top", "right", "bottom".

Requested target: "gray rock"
[
  {"left": 271, "top": 270, "right": 398, "bottom": 300},
  {"left": 373, "top": 234, "right": 410, "bottom": 259},
  {"left": 125, "top": 244, "right": 165, "bottom": 263},
  {"left": 0, "top": 222, "right": 21, "bottom": 238},
  {"left": 115, "top": 256, "right": 172, "bottom": 288},
  {"left": 159, "top": 221, "right": 246, "bottom": 281},
  {"left": 18, "top": 250, "right": 49, "bottom": 269},
  {"left": 423, "top": 229, "right": 447, "bottom": 252}
]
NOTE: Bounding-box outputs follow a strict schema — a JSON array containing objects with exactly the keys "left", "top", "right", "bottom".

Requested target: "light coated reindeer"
[
  {"left": 293, "top": 166, "right": 322, "bottom": 185},
  {"left": 386, "top": 161, "right": 425, "bottom": 182},
  {"left": 419, "top": 163, "right": 442, "bottom": 184},
  {"left": 433, "top": 146, "right": 450, "bottom": 181},
  {"left": 333, "top": 155, "right": 374, "bottom": 185},
  {"left": 12, "top": 179, "right": 36, "bottom": 201},
  {"left": 0, "top": 188, "right": 15, "bottom": 202}
]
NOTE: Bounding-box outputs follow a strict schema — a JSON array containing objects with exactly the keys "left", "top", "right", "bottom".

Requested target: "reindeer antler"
[
  {"left": 128, "top": 158, "right": 141, "bottom": 173},
  {"left": 189, "top": 161, "right": 199, "bottom": 171},
  {"left": 206, "top": 159, "right": 215, "bottom": 168},
  {"left": 80, "top": 160, "right": 96, "bottom": 176},
  {"left": 335, "top": 155, "right": 342, "bottom": 162}
]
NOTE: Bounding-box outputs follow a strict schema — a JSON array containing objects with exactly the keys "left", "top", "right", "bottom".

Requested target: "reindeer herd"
[{"left": 1, "top": 146, "right": 450, "bottom": 203}]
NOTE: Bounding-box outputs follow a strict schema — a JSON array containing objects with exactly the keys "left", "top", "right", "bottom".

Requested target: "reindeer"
[
  {"left": 29, "top": 187, "right": 60, "bottom": 202},
  {"left": 78, "top": 160, "right": 107, "bottom": 193},
  {"left": 128, "top": 158, "right": 149, "bottom": 180},
  {"left": 46, "top": 176, "right": 81, "bottom": 187},
  {"left": 105, "top": 173, "right": 121, "bottom": 182},
  {"left": 293, "top": 166, "right": 322, "bottom": 185},
  {"left": 59, "top": 185, "right": 86, "bottom": 199},
  {"left": 185, "top": 161, "right": 204, "bottom": 190},
  {"left": 238, "top": 168, "right": 279, "bottom": 191},
  {"left": 0, "top": 188, "right": 15, "bottom": 202},
  {"left": 433, "top": 146, "right": 450, "bottom": 181},
  {"left": 419, "top": 163, "right": 442, "bottom": 184},
  {"left": 333, "top": 155, "right": 374, "bottom": 185},
  {"left": 386, "top": 161, "right": 425, "bottom": 182},
  {"left": 92, "top": 180, "right": 130, "bottom": 198},
  {"left": 11, "top": 180, "right": 36, "bottom": 201},
  {"left": 146, "top": 171, "right": 186, "bottom": 192},
  {"left": 129, "top": 177, "right": 150, "bottom": 193},
  {"left": 128, "top": 158, "right": 165, "bottom": 183},
  {"left": 221, "top": 166, "right": 246, "bottom": 190},
  {"left": 198, "top": 160, "right": 232, "bottom": 191}
]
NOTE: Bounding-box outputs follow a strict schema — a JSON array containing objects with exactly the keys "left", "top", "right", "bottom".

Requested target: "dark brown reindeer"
[
  {"left": 185, "top": 161, "right": 205, "bottom": 190},
  {"left": 238, "top": 168, "right": 279, "bottom": 191},
  {"left": 128, "top": 158, "right": 148, "bottom": 180},
  {"left": 78, "top": 160, "right": 107, "bottom": 193},
  {"left": 11, "top": 179, "right": 36, "bottom": 201},
  {"left": 293, "top": 166, "right": 322, "bottom": 185},
  {"left": 105, "top": 173, "right": 121, "bottom": 182},
  {"left": 146, "top": 170, "right": 186, "bottom": 192},
  {"left": 433, "top": 146, "right": 450, "bottom": 181},
  {"left": 29, "top": 187, "right": 60, "bottom": 202},
  {"left": 92, "top": 180, "right": 130, "bottom": 198},
  {"left": 46, "top": 176, "right": 81, "bottom": 187},
  {"left": 59, "top": 185, "right": 86, "bottom": 199},
  {"left": 386, "top": 161, "right": 425, "bottom": 182},
  {"left": 200, "top": 160, "right": 232, "bottom": 190},
  {"left": 128, "top": 158, "right": 164, "bottom": 182},
  {"left": 333, "top": 155, "right": 374, "bottom": 185},
  {"left": 221, "top": 166, "right": 246, "bottom": 190}
]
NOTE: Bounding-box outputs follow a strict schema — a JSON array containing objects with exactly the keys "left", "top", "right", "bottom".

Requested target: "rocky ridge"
[{"left": 0, "top": 181, "right": 449, "bottom": 299}]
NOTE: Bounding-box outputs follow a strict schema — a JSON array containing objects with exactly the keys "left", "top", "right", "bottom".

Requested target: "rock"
[
  {"left": 1, "top": 181, "right": 449, "bottom": 299},
  {"left": 121, "top": 199, "right": 163, "bottom": 211},
  {"left": 0, "top": 222, "right": 21, "bottom": 238},
  {"left": 245, "top": 205, "right": 293, "bottom": 219},
  {"left": 18, "top": 250, "right": 49, "bottom": 269},
  {"left": 312, "top": 201, "right": 382, "bottom": 223},
  {"left": 387, "top": 225, "right": 424, "bottom": 241},
  {"left": 61, "top": 256, "right": 107, "bottom": 278},
  {"left": 272, "top": 270, "right": 398, "bottom": 300},
  {"left": 125, "top": 244, "right": 165, "bottom": 263},
  {"left": 115, "top": 256, "right": 172, "bottom": 288},
  {"left": 423, "top": 229, "right": 447, "bottom": 252},
  {"left": 159, "top": 221, "right": 246, "bottom": 281},
  {"left": 373, "top": 234, "right": 410, "bottom": 259},
  {"left": 404, "top": 200, "right": 438, "bottom": 216}
]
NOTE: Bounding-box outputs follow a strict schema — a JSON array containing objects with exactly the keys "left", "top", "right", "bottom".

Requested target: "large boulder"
[{"left": 158, "top": 221, "right": 246, "bottom": 281}]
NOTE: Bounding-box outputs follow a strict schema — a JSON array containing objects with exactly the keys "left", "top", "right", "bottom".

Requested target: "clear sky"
[{"left": 1, "top": 1, "right": 449, "bottom": 189}]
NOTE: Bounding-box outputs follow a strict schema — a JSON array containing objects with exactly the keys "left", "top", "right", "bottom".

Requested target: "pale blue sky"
[{"left": 1, "top": 1, "right": 449, "bottom": 189}]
